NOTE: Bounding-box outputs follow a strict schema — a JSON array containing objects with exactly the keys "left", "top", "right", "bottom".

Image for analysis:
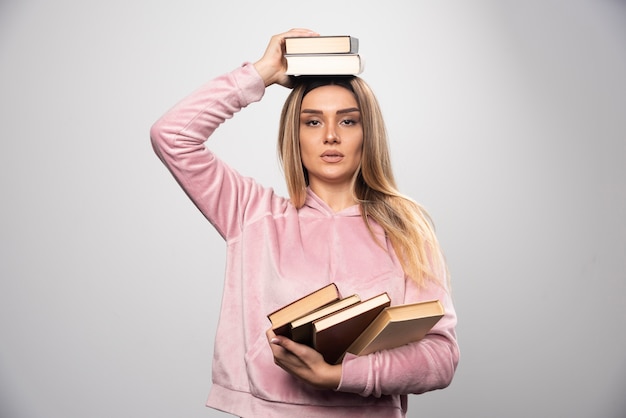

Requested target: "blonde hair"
[{"left": 277, "top": 76, "right": 447, "bottom": 288}]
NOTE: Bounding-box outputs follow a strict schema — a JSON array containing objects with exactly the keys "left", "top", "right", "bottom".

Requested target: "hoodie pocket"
[{"left": 244, "top": 332, "right": 319, "bottom": 404}]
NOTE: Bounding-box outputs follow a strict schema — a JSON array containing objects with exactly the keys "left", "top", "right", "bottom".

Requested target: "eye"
[
  {"left": 340, "top": 118, "right": 359, "bottom": 126},
  {"left": 304, "top": 119, "right": 321, "bottom": 127}
]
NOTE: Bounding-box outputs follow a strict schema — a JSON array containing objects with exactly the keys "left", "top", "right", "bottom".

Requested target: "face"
[{"left": 299, "top": 85, "right": 364, "bottom": 192}]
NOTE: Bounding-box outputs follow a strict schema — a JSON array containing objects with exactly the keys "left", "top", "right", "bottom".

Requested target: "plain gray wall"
[{"left": 1, "top": 1, "right": 625, "bottom": 417}]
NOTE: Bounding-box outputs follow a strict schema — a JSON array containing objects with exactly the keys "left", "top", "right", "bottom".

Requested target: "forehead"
[{"left": 301, "top": 85, "right": 358, "bottom": 110}]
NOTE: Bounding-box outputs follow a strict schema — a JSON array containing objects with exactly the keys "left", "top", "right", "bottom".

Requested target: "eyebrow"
[{"left": 301, "top": 107, "right": 361, "bottom": 115}]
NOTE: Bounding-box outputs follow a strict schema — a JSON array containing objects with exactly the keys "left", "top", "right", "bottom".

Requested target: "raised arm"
[
  {"left": 150, "top": 29, "right": 319, "bottom": 239},
  {"left": 150, "top": 63, "right": 266, "bottom": 239}
]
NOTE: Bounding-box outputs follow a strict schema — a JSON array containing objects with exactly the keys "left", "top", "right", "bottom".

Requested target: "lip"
[{"left": 320, "top": 150, "right": 344, "bottom": 163}]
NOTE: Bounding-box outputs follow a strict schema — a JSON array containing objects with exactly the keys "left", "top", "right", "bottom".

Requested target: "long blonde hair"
[{"left": 277, "top": 76, "right": 446, "bottom": 288}]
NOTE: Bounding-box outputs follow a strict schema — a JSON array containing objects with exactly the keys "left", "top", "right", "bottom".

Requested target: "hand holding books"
[{"left": 253, "top": 28, "right": 320, "bottom": 87}]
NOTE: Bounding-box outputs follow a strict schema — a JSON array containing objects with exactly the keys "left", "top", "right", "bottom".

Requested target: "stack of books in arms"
[
  {"left": 284, "top": 35, "right": 364, "bottom": 76},
  {"left": 268, "top": 283, "right": 444, "bottom": 364}
]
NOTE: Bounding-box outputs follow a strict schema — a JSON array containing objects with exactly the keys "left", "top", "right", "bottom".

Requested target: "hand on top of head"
[{"left": 254, "top": 28, "right": 319, "bottom": 88}]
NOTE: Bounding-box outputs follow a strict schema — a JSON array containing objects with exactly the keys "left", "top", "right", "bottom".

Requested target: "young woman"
[{"left": 151, "top": 28, "right": 459, "bottom": 417}]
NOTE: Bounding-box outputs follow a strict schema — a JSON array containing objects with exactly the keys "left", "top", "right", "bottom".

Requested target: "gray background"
[{"left": 1, "top": 1, "right": 625, "bottom": 417}]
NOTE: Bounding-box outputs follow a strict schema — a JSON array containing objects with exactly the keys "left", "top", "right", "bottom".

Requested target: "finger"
[
  {"left": 269, "top": 334, "right": 290, "bottom": 350},
  {"left": 285, "top": 28, "right": 319, "bottom": 37},
  {"left": 266, "top": 330, "right": 290, "bottom": 355},
  {"left": 274, "top": 28, "right": 319, "bottom": 47},
  {"left": 271, "top": 336, "right": 320, "bottom": 365},
  {"left": 266, "top": 327, "right": 277, "bottom": 341},
  {"left": 267, "top": 334, "right": 302, "bottom": 360},
  {"left": 269, "top": 337, "right": 289, "bottom": 360}
]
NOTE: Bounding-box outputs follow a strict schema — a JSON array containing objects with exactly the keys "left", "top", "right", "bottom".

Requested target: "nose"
[{"left": 324, "top": 125, "right": 340, "bottom": 144}]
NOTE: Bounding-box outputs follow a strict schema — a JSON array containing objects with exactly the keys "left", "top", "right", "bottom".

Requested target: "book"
[
  {"left": 346, "top": 300, "right": 445, "bottom": 357},
  {"left": 266, "top": 284, "right": 443, "bottom": 366},
  {"left": 285, "top": 35, "right": 359, "bottom": 54},
  {"left": 312, "top": 292, "right": 391, "bottom": 364},
  {"left": 290, "top": 294, "right": 361, "bottom": 346},
  {"left": 267, "top": 283, "right": 339, "bottom": 338},
  {"left": 284, "top": 54, "right": 364, "bottom": 76}
]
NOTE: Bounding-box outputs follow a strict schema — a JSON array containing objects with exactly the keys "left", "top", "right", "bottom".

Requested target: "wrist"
[
  {"left": 252, "top": 60, "right": 277, "bottom": 87},
  {"left": 320, "top": 363, "right": 342, "bottom": 390}
]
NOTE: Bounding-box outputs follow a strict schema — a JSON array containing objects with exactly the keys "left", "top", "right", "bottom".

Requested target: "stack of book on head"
[
  {"left": 284, "top": 35, "right": 364, "bottom": 76},
  {"left": 267, "top": 283, "right": 444, "bottom": 364}
]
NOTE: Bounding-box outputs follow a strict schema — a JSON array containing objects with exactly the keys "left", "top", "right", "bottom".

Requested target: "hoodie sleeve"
[
  {"left": 150, "top": 63, "right": 272, "bottom": 240},
  {"left": 337, "top": 260, "right": 460, "bottom": 397}
]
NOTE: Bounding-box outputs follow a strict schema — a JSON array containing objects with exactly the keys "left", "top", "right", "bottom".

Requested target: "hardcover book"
[
  {"left": 284, "top": 53, "right": 364, "bottom": 76},
  {"left": 267, "top": 283, "right": 339, "bottom": 338},
  {"left": 290, "top": 294, "right": 361, "bottom": 346},
  {"left": 312, "top": 292, "right": 391, "bottom": 364},
  {"left": 346, "top": 300, "right": 445, "bottom": 357},
  {"left": 285, "top": 35, "right": 359, "bottom": 54}
]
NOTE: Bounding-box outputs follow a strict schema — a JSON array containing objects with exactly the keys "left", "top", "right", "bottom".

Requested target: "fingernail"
[{"left": 270, "top": 338, "right": 280, "bottom": 344}]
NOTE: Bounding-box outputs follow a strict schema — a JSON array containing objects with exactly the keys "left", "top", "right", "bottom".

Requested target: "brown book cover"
[
  {"left": 267, "top": 283, "right": 339, "bottom": 337},
  {"left": 346, "top": 300, "right": 444, "bottom": 356},
  {"left": 290, "top": 294, "right": 361, "bottom": 346},
  {"left": 312, "top": 292, "right": 391, "bottom": 364},
  {"left": 285, "top": 35, "right": 359, "bottom": 54}
]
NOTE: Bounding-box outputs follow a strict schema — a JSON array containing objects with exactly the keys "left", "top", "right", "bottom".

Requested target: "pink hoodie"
[{"left": 151, "top": 63, "right": 459, "bottom": 417}]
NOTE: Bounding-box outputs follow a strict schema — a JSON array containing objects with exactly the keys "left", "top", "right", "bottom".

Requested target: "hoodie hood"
[{"left": 302, "top": 187, "right": 361, "bottom": 217}]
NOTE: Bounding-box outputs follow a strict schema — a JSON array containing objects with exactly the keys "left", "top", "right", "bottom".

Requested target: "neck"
[{"left": 309, "top": 183, "right": 357, "bottom": 212}]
